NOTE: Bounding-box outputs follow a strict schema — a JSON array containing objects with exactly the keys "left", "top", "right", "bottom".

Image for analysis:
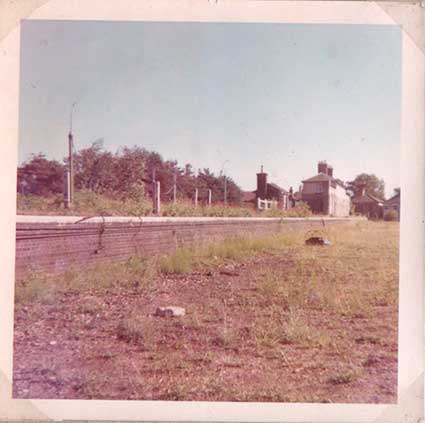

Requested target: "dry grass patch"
[
  {"left": 328, "top": 368, "right": 361, "bottom": 385},
  {"left": 116, "top": 316, "right": 157, "bottom": 348}
]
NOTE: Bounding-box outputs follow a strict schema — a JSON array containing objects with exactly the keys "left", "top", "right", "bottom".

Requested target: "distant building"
[
  {"left": 301, "top": 161, "right": 350, "bottom": 217},
  {"left": 351, "top": 184, "right": 384, "bottom": 219},
  {"left": 242, "top": 166, "right": 291, "bottom": 210},
  {"left": 383, "top": 190, "right": 400, "bottom": 220}
]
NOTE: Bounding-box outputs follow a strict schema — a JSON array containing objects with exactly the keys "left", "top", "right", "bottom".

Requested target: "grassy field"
[
  {"left": 13, "top": 221, "right": 399, "bottom": 402},
  {"left": 16, "top": 190, "right": 312, "bottom": 218}
]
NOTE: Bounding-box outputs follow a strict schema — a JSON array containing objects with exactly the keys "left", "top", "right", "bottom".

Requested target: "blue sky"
[{"left": 19, "top": 20, "right": 401, "bottom": 197}]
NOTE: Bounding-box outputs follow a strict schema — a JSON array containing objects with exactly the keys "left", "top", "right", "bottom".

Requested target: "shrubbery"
[{"left": 383, "top": 210, "right": 399, "bottom": 221}]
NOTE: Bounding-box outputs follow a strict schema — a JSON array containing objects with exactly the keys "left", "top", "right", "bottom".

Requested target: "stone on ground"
[{"left": 155, "top": 306, "right": 186, "bottom": 317}]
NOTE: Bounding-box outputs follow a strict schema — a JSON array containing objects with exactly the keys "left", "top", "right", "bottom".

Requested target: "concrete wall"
[
  {"left": 15, "top": 215, "right": 361, "bottom": 279},
  {"left": 329, "top": 184, "right": 351, "bottom": 217}
]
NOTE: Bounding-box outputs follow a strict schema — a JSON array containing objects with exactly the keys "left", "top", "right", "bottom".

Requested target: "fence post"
[
  {"left": 208, "top": 189, "right": 212, "bottom": 207},
  {"left": 64, "top": 170, "right": 71, "bottom": 209},
  {"left": 173, "top": 172, "right": 177, "bottom": 204},
  {"left": 153, "top": 181, "right": 161, "bottom": 215},
  {"left": 194, "top": 188, "right": 198, "bottom": 208},
  {"left": 224, "top": 176, "right": 227, "bottom": 206}
]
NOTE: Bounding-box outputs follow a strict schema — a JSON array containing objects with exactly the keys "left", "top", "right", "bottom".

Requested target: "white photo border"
[{"left": 0, "top": 1, "right": 423, "bottom": 422}]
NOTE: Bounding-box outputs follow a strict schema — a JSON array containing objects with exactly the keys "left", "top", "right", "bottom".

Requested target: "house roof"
[
  {"left": 302, "top": 173, "right": 332, "bottom": 183},
  {"left": 352, "top": 193, "right": 384, "bottom": 205},
  {"left": 242, "top": 191, "right": 256, "bottom": 202},
  {"left": 384, "top": 192, "right": 400, "bottom": 205},
  {"left": 267, "top": 182, "right": 289, "bottom": 194},
  {"left": 302, "top": 173, "right": 346, "bottom": 188}
]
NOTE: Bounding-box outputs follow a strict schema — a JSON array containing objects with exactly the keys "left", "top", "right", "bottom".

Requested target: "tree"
[
  {"left": 347, "top": 173, "right": 385, "bottom": 200},
  {"left": 17, "top": 154, "right": 65, "bottom": 196},
  {"left": 73, "top": 140, "right": 117, "bottom": 194},
  {"left": 196, "top": 168, "right": 243, "bottom": 205},
  {"left": 18, "top": 141, "right": 245, "bottom": 205},
  {"left": 115, "top": 146, "right": 146, "bottom": 200}
]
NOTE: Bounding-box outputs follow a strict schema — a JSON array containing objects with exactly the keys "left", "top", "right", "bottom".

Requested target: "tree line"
[{"left": 17, "top": 141, "right": 243, "bottom": 204}]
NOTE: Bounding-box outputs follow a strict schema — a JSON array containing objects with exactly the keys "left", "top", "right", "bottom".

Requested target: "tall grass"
[
  {"left": 17, "top": 191, "right": 312, "bottom": 218},
  {"left": 16, "top": 232, "right": 300, "bottom": 303},
  {"left": 254, "top": 221, "right": 398, "bottom": 320},
  {"left": 159, "top": 232, "right": 300, "bottom": 274}
]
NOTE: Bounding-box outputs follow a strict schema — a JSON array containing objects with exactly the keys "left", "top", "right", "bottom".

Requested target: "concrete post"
[
  {"left": 153, "top": 181, "right": 161, "bottom": 215},
  {"left": 224, "top": 176, "right": 227, "bottom": 206},
  {"left": 173, "top": 172, "right": 177, "bottom": 204},
  {"left": 194, "top": 188, "right": 198, "bottom": 208},
  {"left": 208, "top": 189, "right": 212, "bottom": 207},
  {"left": 65, "top": 170, "right": 71, "bottom": 209}
]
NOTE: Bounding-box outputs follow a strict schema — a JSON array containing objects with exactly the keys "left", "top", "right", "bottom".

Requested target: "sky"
[{"left": 19, "top": 20, "right": 401, "bottom": 197}]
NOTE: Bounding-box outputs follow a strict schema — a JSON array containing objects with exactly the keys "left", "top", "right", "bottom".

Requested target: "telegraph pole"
[
  {"left": 68, "top": 131, "right": 74, "bottom": 204},
  {"left": 65, "top": 102, "right": 76, "bottom": 208}
]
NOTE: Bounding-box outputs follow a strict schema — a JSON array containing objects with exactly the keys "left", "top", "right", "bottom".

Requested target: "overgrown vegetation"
[
  {"left": 16, "top": 190, "right": 312, "bottom": 218},
  {"left": 17, "top": 141, "right": 243, "bottom": 204},
  {"left": 14, "top": 221, "right": 399, "bottom": 403},
  {"left": 384, "top": 209, "right": 399, "bottom": 221}
]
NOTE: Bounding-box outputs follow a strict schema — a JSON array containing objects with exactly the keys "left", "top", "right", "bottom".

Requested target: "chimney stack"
[
  {"left": 327, "top": 165, "right": 333, "bottom": 178},
  {"left": 257, "top": 165, "right": 268, "bottom": 199},
  {"left": 318, "top": 161, "right": 328, "bottom": 175}
]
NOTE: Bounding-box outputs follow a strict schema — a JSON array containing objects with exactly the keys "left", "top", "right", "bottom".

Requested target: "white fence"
[{"left": 257, "top": 198, "right": 278, "bottom": 211}]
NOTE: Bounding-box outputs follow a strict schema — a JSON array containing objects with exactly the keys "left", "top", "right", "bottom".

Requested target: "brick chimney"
[
  {"left": 256, "top": 165, "right": 268, "bottom": 199},
  {"left": 327, "top": 165, "right": 333, "bottom": 177},
  {"left": 318, "top": 161, "right": 328, "bottom": 175}
]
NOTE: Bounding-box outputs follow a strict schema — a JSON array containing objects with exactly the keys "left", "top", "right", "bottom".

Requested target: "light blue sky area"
[{"left": 19, "top": 20, "right": 401, "bottom": 197}]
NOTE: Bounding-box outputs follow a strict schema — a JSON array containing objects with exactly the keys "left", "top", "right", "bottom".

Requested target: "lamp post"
[{"left": 65, "top": 102, "right": 77, "bottom": 208}]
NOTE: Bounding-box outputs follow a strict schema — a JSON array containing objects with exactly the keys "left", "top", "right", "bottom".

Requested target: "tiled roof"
[
  {"left": 302, "top": 173, "right": 332, "bottom": 183},
  {"left": 242, "top": 191, "right": 256, "bottom": 202},
  {"left": 352, "top": 193, "right": 384, "bottom": 205},
  {"left": 384, "top": 192, "right": 400, "bottom": 205},
  {"left": 302, "top": 173, "right": 346, "bottom": 188},
  {"left": 267, "top": 182, "right": 289, "bottom": 194}
]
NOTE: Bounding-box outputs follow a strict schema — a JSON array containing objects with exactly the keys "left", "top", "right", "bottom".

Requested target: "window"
[{"left": 315, "top": 183, "right": 323, "bottom": 193}]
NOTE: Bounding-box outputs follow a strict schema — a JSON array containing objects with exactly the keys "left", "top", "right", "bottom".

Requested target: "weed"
[
  {"left": 116, "top": 318, "right": 146, "bottom": 346},
  {"left": 14, "top": 272, "right": 56, "bottom": 305},
  {"left": 328, "top": 368, "right": 360, "bottom": 385},
  {"left": 77, "top": 303, "right": 101, "bottom": 315},
  {"left": 159, "top": 249, "right": 193, "bottom": 274}
]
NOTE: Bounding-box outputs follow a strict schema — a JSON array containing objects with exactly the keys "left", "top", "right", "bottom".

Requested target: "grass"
[
  {"left": 14, "top": 231, "right": 300, "bottom": 305},
  {"left": 15, "top": 221, "right": 398, "bottom": 318},
  {"left": 158, "top": 232, "right": 300, "bottom": 274},
  {"left": 328, "top": 368, "right": 361, "bottom": 385},
  {"left": 254, "top": 222, "right": 398, "bottom": 319},
  {"left": 17, "top": 190, "right": 312, "bottom": 218},
  {"left": 13, "top": 221, "right": 399, "bottom": 402},
  {"left": 116, "top": 318, "right": 146, "bottom": 346}
]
